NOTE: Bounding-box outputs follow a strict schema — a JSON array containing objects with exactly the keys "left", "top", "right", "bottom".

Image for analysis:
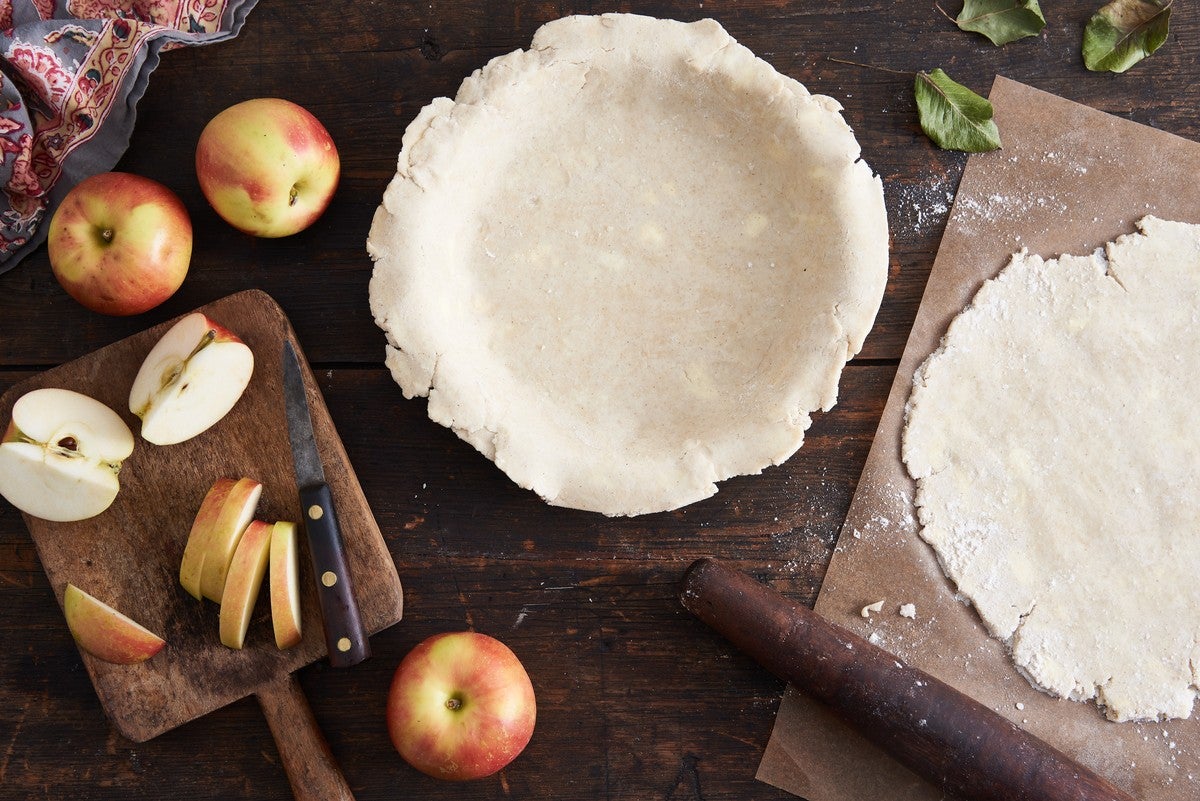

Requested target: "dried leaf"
[
  {"left": 914, "top": 69, "right": 1002, "bottom": 153},
  {"left": 956, "top": 0, "right": 1046, "bottom": 46},
  {"left": 1083, "top": 0, "right": 1171, "bottom": 73}
]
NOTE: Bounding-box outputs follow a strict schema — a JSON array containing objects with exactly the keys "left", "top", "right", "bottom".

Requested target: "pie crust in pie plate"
[{"left": 368, "top": 13, "right": 889, "bottom": 516}]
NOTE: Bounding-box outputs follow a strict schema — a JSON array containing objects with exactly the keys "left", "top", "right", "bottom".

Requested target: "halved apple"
[
  {"left": 269, "top": 521, "right": 302, "bottom": 649},
  {"left": 63, "top": 583, "right": 165, "bottom": 664},
  {"left": 128, "top": 313, "right": 254, "bottom": 446},
  {"left": 219, "top": 519, "right": 273, "bottom": 649},
  {"left": 0, "top": 388, "right": 134, "bottom": 522},
  {"left": 179, "top": 477, "right": 262, "bottom": 601}
]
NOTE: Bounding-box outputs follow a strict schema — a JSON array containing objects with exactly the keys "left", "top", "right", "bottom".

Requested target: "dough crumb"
[
  {"left": 861, "top": 600, "right": 885, "bottom": 618},
  {"left": 899, "top": 603, "right": 917, "bottom": 619}
]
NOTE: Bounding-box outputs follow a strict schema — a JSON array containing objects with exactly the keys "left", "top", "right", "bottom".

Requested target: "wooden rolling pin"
[{"left": 680, "top": 557, "right": 1138, "bottom": 801}]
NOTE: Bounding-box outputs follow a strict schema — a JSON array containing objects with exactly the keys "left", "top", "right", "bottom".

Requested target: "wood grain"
[
  {"left": 0, "top": 292, "right": 402, "bottom": 793},
  {"left": 1, "top": 0, "right": 1197, "bottom": 799},
  {"left": 257, "top": 675, "right": 355, "bottom": 801}
]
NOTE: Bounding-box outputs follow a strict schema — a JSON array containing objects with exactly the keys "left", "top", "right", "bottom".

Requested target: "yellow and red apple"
[
  {"left": 179, "top": 476, "right": 262, "bottom": 601},
  {"left": 47, "top": 172, "right": 191, "bottom": 316},
  {"left": 387, "top": 631, "right": 537, "bottom": 780},
  {"left": 269, "top": 521, "right": 303, "bottom": 650},
  {"left": 195, "top": 98, "right": 339, "bottom": 237},
  {"left": 0, "top": 388, "right": 134, "bottom": 522},
  {"left": 63, "top": 583, "right": 165, "bottom": 664},
  {"left": 218, "top": 519, "right": 273, "bottom": 649},
  {"left": 128, "top": 312, "right": 254, "bottom": 446}
]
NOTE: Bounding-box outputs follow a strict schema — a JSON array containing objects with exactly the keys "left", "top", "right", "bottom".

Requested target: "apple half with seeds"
[
  {"left": 129, "top": 312, "right": 254, "bottom": 446},
  {"left": 180, "top": 477, "right": 262, "bottom": 601},
  {"left": 64, "top": 583, "right": 165, "bottom": 664},
  {"left": 0, "top": 388, "right": 134, "bottom": 522}
]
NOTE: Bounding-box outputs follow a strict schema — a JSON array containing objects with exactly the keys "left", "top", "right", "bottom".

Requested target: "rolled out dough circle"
[
  {"left": 903, "top": 216, "right": 1200, "bottom": 722},
  {"left": 368, "top": 13, "right": 888, "bottom": 516}
]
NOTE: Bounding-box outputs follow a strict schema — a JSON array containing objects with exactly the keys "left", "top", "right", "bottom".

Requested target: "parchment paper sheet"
[{"left": 757, "top": 76, "right": 1200, "bottom": 801}]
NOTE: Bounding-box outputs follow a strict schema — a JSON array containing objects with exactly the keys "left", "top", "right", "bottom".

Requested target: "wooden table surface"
[{"left": 1, "top": 2, "right": 1195, "bottom": 799}]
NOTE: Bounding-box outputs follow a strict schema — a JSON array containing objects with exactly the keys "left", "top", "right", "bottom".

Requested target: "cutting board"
[
  {"left": 0, "top": 289, "right": 403, "bottom": 801},
  {"left": 758, "top": 77, "right": 1200, "bottom": 801}
]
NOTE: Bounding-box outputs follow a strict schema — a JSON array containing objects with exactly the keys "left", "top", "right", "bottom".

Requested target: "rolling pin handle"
[{"left": 680, "top": 557, "right": 1139, "bottom": 801}]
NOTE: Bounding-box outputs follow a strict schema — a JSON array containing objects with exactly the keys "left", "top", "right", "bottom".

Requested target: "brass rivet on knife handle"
[
  {"left": 679, "top": 557, "right": 1139, "bottom": 801},
  {"left": 300, "top": 483, "right": 370, "bottom": 668},
  {"left": 283, "top": 340, "right": 370, "bottom": 669}
]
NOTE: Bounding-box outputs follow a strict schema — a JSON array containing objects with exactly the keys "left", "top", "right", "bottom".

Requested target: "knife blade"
[{"left": 282, "top": 340, "right": 369, "bottom": 668}]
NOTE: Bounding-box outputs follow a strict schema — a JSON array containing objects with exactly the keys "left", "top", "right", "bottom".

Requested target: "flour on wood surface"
[{"left": 902, "top": 216, "right": 1200, "bottom": 722}]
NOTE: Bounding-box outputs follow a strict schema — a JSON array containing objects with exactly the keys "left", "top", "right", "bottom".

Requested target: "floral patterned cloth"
[{"left": 0, "top": 0, "right": 256, "bottom": 271}]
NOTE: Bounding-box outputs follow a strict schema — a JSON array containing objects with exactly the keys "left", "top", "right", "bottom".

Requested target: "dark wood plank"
[
  {"left": 1, "top": 0, "right": 1197, "bottom": 798},
  {"left": 0, "top": 362, "right": 890, "bottom": 800},
  {"left": 1, "top": 1, "right": 1196, "bottom": 366}
]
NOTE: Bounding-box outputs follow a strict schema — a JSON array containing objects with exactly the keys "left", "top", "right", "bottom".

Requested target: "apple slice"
[
  {"left": 269, "top": 521, "right": 302, "bottom": 649},
  {"left": 0, "top": 388, "right": 134, "bottom": 522},
  {"left": 219, "top": 519, "right": 273, "bottom": 649},
  {"left": 128, "top": 313, "right": 254, "bottom": 446},
  {"left": 179, "top": 477, "right": 262, "bottom": 601},
  {"left": 63, "top": 583, "right": 165, "bottom": 664}
]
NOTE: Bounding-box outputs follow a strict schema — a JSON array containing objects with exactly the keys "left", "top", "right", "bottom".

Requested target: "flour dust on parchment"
[{"left": 902, "top": 216, "right": 1200, "bottom": 723}]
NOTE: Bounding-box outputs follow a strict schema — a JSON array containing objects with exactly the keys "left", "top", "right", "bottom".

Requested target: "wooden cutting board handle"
[
  {"left": 680, "top": 557, "right": 1138, "bottom": 801},
  {"left": 256, "top": 674, "right": 355, "bottom": 801}
]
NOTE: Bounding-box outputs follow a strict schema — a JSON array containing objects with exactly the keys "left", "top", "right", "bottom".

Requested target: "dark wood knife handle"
[
  {"left": 680, "top": 557, "right": 1138, "bottom": 801},
  {"left": 299, "top": 482, "right": 370, "bottom": 668}
]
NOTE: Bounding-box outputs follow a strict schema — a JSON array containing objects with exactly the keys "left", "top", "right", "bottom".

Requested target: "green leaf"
[
  {"left": 955, "top": 0, "right": 1046, "bottom": 46},
  {"left": 914, "top": 69, "right": 1002, "bottom": 153},
  {"left": 1082, "top": 0, "right": 1171, "bottom": 73}
]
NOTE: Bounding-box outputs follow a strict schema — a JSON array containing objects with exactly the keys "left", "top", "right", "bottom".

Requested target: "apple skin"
[
  {"left": 0, "top": 387, "right": 134, "bottom": 522},
  {"left": 195, "top": 98, "right": 339, "bottom": 238},
  {"left": 128, "top": 312, "right": 254, "bottom": 446},
  {"left": 269, "top": 521, "right": 302, "bottom": 650},
  {"left": 179, "top": 477, "right": 263, "bottom": 602},
  {"left": 387, "top": 631, "right": 536, "bottom": 781},
  {"left": 63, "top": 583, "right": 165, "bottom": 664},
  {"left": 48, "top": 172, "right": 192, "bottom": 316},
  {"left": 218, "top": 519, "right": 273, "bottom": 649}
]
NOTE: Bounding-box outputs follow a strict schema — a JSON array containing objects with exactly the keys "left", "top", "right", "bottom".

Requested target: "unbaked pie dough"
[
  {"left": 368, "top": 13, "right": 888, "bottom": 516},
  {"left": 903, "top": 217, "right": 1200, "bottom": 722}
]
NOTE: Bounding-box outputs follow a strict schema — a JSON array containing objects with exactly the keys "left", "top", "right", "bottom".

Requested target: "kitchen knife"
[
  {"left": 282, "top": 340, "right": 369, "bottom": 668},
  {"left": 680, "top": 557, "right": 1138, "bottom": 801}
]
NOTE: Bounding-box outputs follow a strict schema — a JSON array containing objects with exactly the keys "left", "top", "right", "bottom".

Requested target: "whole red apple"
[
  {"left": 387, "top": 631, "right": 536, "bottom": 780},
  {"left": 195, "top": 98, "right": 339, "bottom": 238},
  {"left": 47, "top": 172, "right": 192, "bottom": 316}
]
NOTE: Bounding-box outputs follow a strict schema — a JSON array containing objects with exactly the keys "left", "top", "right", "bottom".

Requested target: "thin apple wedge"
[
  {"left": 129, "top": 313, "right": 253, "bottom": 446},
  {"left": 219, "top": 520, "right": 273, "bottom": 649},
  {"left": 269, "top": 521, "right": 302, "bottom": 649},
  {"left": 63, "top": 583, "right": 165, "bottom": 664},
  {"left": 180, "top": 477, "right": 262, "bottom": 601},
  {"left": 0, "top": 388, "right": 134, "bottom": 522}
]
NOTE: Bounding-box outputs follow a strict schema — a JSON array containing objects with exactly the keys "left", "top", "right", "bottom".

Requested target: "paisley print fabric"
[{"left": 0, "top": 0, "right": 257, "bottom": 270}]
